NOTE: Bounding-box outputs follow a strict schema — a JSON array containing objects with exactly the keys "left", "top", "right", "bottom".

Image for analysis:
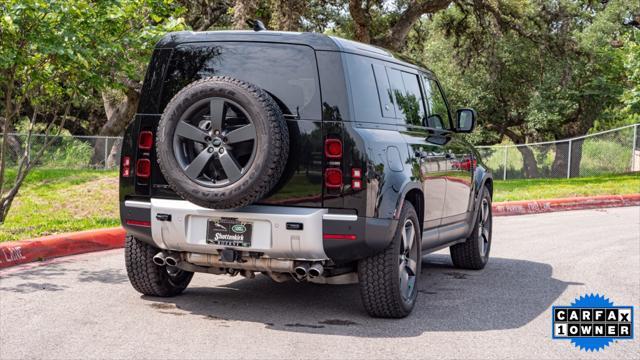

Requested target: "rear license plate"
[{"left": 206, "top": 218, "right": 252, "bottom": 247}]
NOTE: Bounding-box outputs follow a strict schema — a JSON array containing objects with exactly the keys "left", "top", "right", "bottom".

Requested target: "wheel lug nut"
[
  {"left": 207, "top": 147, "right": 214, "bottom": 153},
  {"left": 214, "top": 130, "right": 220, "bottom": 135},
  {"left": 205, "top": 136, "right": 212, "bottom": 142},
  {"left": 218, "top": 148, "right": 224, "bottom": 154}
]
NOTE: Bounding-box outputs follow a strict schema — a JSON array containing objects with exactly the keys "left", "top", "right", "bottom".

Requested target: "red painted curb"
[
  {"left": 493, "top": 194, "right": 640, "bottom": 216},
  {"left": 0, "top": 227, "right": 125, "bottom": 269}
]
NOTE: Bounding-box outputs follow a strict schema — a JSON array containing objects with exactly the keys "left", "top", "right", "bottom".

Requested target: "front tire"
[
  {"left": 358, "top": 203, "right": 422, "bottom": 318},
  {"left": 450, "top": 187, "right": 492, "bottom": 270},
  {"left": 124, "top": 236, "right": 193, "bottom": 297}
]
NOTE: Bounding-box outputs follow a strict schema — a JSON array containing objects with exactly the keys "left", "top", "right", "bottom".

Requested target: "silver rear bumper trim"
[
  {"left": 150, "top": 198, "right": 329, "bottom": 260},
  {"left": 322, "top": 214, "right": 358, "bottom": 221},
  {"left": 124, "top": 200, "right": 151, "bottom": 209}
]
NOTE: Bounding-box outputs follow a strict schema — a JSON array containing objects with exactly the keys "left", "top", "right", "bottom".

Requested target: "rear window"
[{"left": 160, "top": 42, "right": 321, "bottom": 120}]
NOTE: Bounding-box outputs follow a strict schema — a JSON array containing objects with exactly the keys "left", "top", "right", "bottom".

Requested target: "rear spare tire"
[{"left": 156, "top": 76, "right": 289, "bottom": 209}]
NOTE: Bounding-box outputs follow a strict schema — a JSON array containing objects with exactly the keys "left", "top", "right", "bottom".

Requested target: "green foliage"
[
  {"left": 0, "top": 0, "right": 185, "bottom": 103},
  {"left": 416, "top": 0, "right": 638, "bottom": 145}
]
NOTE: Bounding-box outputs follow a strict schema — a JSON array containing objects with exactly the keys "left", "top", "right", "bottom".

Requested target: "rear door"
[
  {"left": 385, "top": 67, "right": 447, "bottom": 235},
  {"left": 423, "top": 77, "right": 474, "bottom": 223}
]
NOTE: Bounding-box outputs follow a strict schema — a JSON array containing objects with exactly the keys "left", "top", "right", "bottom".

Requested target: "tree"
[
  {"left": 419, "top": 0, "right": 636, "bottom": 177},
  {"left": 178, "top": 0, "right": 232, "bottom": 31},
  {"left": 0, "top": 0, "right": 183, "bottom": 222},
  {"left": 270, "top": 0, "right": 307, "bottom": 31},
  {"left": 232, "top": 0, "right": 258, "bottom": 29}
]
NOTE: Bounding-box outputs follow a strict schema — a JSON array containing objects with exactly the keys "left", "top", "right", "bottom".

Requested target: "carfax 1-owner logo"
[{"left": 552, "top": 293, "right": 634, "bottom": 351}]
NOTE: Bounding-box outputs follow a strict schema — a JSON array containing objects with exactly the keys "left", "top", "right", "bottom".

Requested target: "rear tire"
[
  {"left": 358, "top": 203, "right": 422, "bottom": 318},
  {"left": 450, "top": 187, "right": 492, "bottom": 270},
  {"left": 124, "top": 235, "right": 193, "bottom": 297}
]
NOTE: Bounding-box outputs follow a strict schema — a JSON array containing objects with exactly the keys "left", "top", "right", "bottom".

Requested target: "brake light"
[
  {"left": 138, "top": 131, "right": 153, "bottom": 150},
  {"left": 122, "top": 156, "right": 131, "bottom": 177},
  {"left": 325, "top": 139, "right": 342, "bottom": 159},
  {"left": 136, "top": 158, "right": 151, "bottom": 178},
  {"left": 325, "top": 168, "right": 342, "bottom": 189},
  {"left": 126, "top": 219, "right": 151, "bottom": 228},
  {"left": 323, "top": 234, "right": 357, "bottom": 241}
]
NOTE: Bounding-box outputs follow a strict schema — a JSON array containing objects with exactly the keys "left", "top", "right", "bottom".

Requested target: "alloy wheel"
[
  {"left": 399, "top": 218, "right": 419, "bottom": 302},
  {"left": 477, "top": 198, "right": 491, "bottom": 258},
  {"left": 172, "top": 97, "right": 258, "bottom": 188}
]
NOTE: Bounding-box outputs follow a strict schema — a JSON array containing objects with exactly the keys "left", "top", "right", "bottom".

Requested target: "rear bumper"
[{"left": 122, "top": 198, "right": 397, "bottom": 262}]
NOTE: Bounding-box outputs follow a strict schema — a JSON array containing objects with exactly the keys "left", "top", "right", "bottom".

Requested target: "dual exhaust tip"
[
  {"left": 294, "top": 262, "right": 324, "bottom": 278},
  {"left": 154, "top": 251, "right": 324, "bottom": 279},
  {"left": 153, "top": 252, "right": 179, "bottom": 267}
]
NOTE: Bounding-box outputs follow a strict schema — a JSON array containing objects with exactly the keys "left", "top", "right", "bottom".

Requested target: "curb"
[
  {"left": 492, "top": 194, "right": 640, "bottom": 216},
  {"left": 0, "top": 194, "right": 638, "bottom": 269},
  {"left": 0, "top": 227, "right": 125, "bottom": 269}
]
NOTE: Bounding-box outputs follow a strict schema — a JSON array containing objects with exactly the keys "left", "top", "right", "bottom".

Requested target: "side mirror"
[
  {"left": 425, "top": 114, "right": 445, "bottom": 130},
  {"left": 455, "top": 108, "right": 476, "bottom": 133}
]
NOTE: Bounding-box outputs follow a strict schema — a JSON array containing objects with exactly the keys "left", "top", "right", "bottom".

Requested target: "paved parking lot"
[{"left": 1, "top": 207, "right": 639, "bottom": 359}]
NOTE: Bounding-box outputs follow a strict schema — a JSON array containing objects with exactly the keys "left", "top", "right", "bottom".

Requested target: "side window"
[
  {"left": 386, "top": 68, "right": 405, "bottom": 122},
  {"left": 422, "top": 76, "right": 451, "bottom": 129},
  {"left": 345, "top": 54, "right": 386, "bottom": 124},
  {"left": 400, "top": 72, "right": 426, "bottom": 126},
  {"left": 387, "top": 68, "right": 426, "bottom": 127},
  {"left": 372, "top": 64, "right": 395, "bottom": 118}
]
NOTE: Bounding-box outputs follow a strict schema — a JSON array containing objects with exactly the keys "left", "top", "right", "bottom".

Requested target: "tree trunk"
[
  {"left": 91, "top": 88, "right": 139, "bottom": 166},
  {"left": 374, "top": 0, "right": 452, "bottom": 51},
  {"left": 233, "top": 0, "right": 256, "bottom": 30},
  {"left": 269, "top": 0, "right": 305, "bottom": 31},
  {"left": 349, "top": 0, "right": 372, "bottom": 43},
  {"left": 106, "top": 138, "right": 123, "bottom": 169},
  {"left": 515, "top": 145, "right": 540, "bottom": 179}
]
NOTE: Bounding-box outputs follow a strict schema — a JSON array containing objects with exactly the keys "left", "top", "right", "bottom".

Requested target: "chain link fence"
[
  {"left": 1, "top": 133, "right": 122, "bottom": 170},
  {"left": 1, "top": 124, "right": 639, "bottom": 179},
  {"left": 477, "top": 124, "right": 640, "bottom": 180}
]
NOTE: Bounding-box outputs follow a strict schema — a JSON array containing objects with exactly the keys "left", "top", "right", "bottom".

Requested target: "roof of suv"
[{"left": 156, "top": 30, "right": 431, "bottom": 73}]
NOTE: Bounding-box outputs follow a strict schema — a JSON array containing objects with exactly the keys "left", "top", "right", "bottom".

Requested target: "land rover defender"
[{"left": 120, "top": 29, "right": 493, "bottom": 318}]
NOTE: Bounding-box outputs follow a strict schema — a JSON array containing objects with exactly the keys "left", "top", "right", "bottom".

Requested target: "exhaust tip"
[
  {"left": 308, "top": 269, "right": 321, "bottom": 277},
  {"left": 308, "top": 263, "right": 324, "bottom": 278},
  {"left": 165, "top": 257, "right": 178, "bottom": 267},
  {"left": 294, "top": 265, "right": 309, "bottom": 277},
  {"left": 152, "top": 253, "right": 166, "bottom": 266}
]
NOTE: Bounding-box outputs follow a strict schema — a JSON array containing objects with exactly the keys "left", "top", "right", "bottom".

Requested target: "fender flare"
[
  {"left": 471, "top": 165, "right": 493, "bottom": 221},
  {"left": 393, "top": 181, "right": 423, "bottom": 220}
]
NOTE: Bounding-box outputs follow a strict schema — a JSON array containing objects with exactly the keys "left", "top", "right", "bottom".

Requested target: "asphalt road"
[{"left": 1, "top": 207, "right": 639, "bottom": 359}]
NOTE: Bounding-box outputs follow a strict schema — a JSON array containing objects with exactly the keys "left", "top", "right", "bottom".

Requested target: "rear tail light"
[
  {"left": 122, "top": 156, "right": 131, "bottom": 177},
  {"left": 351, "top": 167, "right": 362, "bottom": 190},
  {"left": 323, "top": 233, "right": 357, "bottom": 241},
  {"left": 325, "top": 168, "right": 342, "bottom": 189},
  {"left": 136, "top": 158, "right": 151, "bottom": 179},
  {"left": 126, "top": 219, "right": 151, "bottom": 228},
  {"left": 138, "top": 131, "right": 153, "bottom": 150},
  {"left": 325, "top": 139, "right": 342, "bottom": 159}
]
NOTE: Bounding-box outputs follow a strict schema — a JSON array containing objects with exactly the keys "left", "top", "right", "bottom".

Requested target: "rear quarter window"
[
  {"left": 345, "top": 53, "right": 387, "bottom": 124},
  {"left": 160, "top": 42, "right": 321, "bottom": 120}
]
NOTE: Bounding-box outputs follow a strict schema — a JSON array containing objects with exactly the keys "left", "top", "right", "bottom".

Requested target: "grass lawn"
[
  {"left": 0, "top": 169, "right": 119, "bottom": 242},
  {"left": 0, "top": 169, "right": 638, "bottom": 241},
  {"left": 493, "top": 173, "right": 640, "bottom": 202}
]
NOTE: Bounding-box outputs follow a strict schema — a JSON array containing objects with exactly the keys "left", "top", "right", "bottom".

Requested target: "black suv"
[{"left": 120, "top": 30, "right": 493, "bottom": 318}]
